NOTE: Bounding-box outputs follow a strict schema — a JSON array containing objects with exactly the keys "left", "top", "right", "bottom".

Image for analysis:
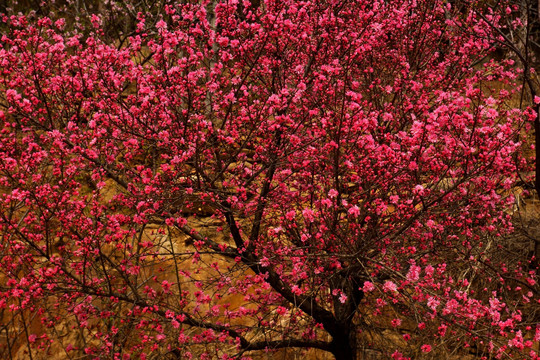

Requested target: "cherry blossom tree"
[{"left": 0, "top": 1, "right": 537, "bottom": 359}]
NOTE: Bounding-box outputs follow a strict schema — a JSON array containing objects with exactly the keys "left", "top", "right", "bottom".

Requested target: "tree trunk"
[
  {"left": 333, "top": 347, "right": 355, "bottom": 360},
  {"left": 330, "top": 328, "right": 357, "bottom": 360}
]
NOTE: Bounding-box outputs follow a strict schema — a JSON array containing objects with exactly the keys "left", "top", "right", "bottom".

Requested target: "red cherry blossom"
[{"left": 0, "top": 1, "right": 536, "bottom": 359}]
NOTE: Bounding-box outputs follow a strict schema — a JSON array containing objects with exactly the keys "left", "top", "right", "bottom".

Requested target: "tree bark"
[{"left": 330, "top": 327, "right": 357, "bottom": 360}]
